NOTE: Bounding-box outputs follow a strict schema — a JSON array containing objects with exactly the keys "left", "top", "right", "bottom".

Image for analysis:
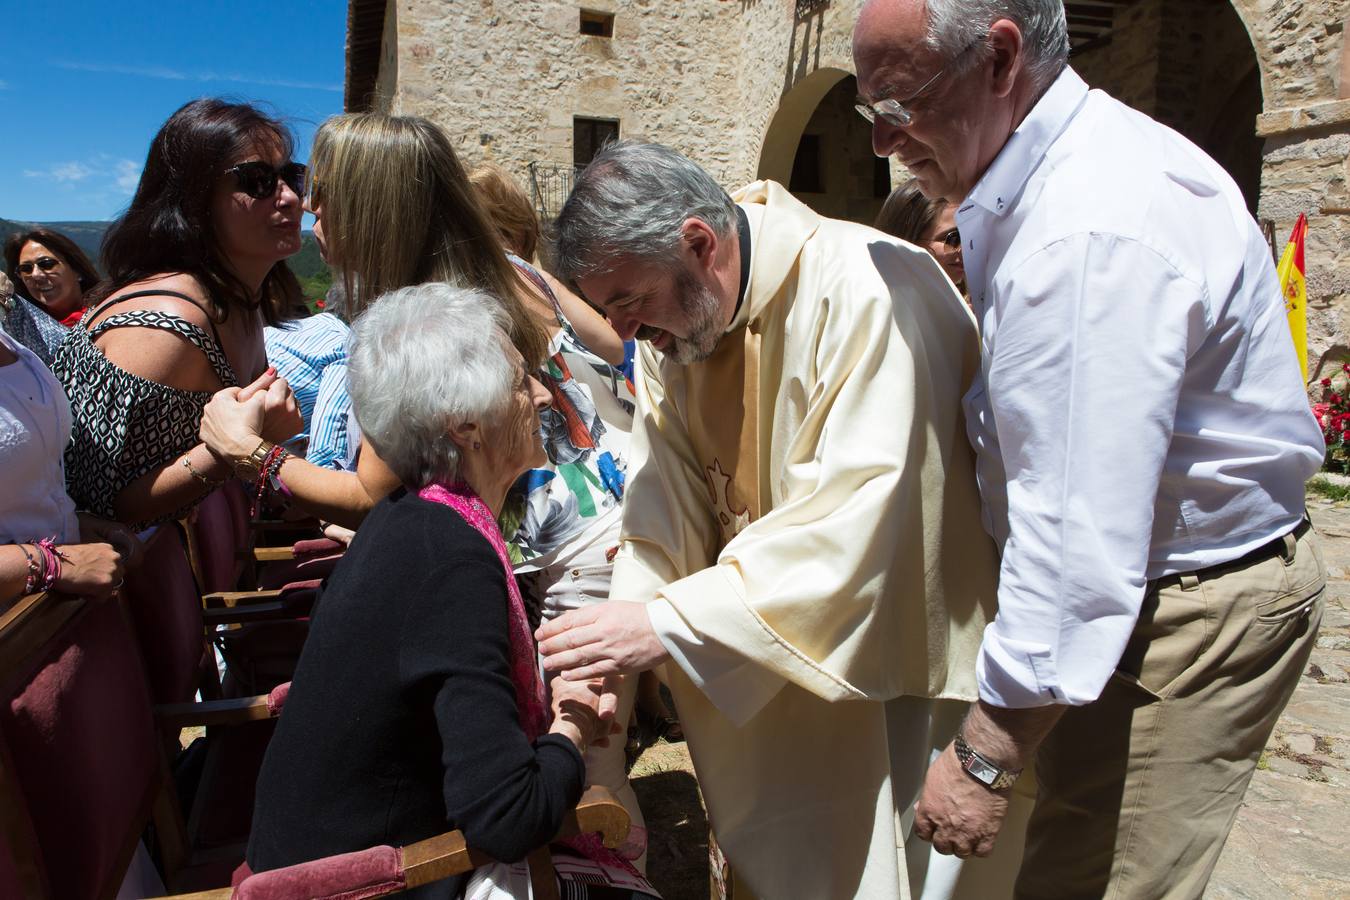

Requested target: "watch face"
[{"left": 968, "top": 756, "right": 1000, "bottom": 786}]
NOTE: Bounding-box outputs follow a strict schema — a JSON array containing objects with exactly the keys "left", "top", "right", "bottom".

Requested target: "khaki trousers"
[{"left": 1015, "top": 526, "right": 1325, "bottom": 900}]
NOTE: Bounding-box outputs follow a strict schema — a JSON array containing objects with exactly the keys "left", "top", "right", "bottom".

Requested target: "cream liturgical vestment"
[{"left": 612, "top": 182, "right": 999, "bottom": 898}]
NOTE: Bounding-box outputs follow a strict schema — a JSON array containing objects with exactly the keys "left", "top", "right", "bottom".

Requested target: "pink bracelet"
[{"left": 35, "top": 538, "right": 63, "bottom": 593}]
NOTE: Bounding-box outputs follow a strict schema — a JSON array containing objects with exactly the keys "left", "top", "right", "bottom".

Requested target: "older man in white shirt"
[{"left": 855, "top": 1, "right": 1326, "bottom": 897}]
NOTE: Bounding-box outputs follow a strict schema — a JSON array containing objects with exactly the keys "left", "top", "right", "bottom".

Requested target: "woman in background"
[
  {"left": 875, "top": 179, "right": 966, "bottom": 295},
  {"left": 5, "top": 226, "right": 102, "bottom": 326}
]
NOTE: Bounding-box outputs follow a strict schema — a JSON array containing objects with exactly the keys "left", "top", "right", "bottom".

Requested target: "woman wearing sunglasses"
[
  {"left": 4, "top": 226, "right": 102, "bottom": 328},
  {"left": 52, "top": 98, "right": 305, "bottom": 528},
  {"left": 875, "top": 178, "right": 967, "bottom": 296}
]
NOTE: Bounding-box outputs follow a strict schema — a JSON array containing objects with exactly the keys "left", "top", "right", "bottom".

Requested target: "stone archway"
[
  {"left": 1069, "top": 0, "right": 1268, "bottom": 211},
  {"left": 756, "top": 66, "right": 852, "bottom": 185},
  {"left": 757, "top": 66, "right": 889, "bottom": 224}
]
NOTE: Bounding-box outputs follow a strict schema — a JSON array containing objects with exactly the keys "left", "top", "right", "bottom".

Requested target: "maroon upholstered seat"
[
  {"left": 0, "top": 595, "right": 160, "bottom": 900},
  {"left": 191, "top": 487, "right": 249, "bottom": 595},
  {"left": 121, "top": 523, "right": 213, "bottom": 704}
]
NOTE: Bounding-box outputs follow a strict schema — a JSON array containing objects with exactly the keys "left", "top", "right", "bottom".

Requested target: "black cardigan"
[{"left": 246, "top": 488, "right": 584, "bottom": 894}]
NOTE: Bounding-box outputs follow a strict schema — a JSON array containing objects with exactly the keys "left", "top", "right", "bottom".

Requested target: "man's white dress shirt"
[{"left": 959, "top": 67, "right": 1325, "bottom": 709}]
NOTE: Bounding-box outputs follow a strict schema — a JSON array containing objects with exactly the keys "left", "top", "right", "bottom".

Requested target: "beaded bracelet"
[
  {"left": 18, "top": 543, "right": 40, "bottom": 594},
  {"left": 250, "top": 445, "right": 291, "bottom": 517},
  {"left": 34, "top": 538, "right": 63, "bottom": 593}
]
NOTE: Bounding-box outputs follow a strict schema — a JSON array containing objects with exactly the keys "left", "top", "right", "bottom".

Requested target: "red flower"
[
  {"left": 1342, "top": 363, "right": 1349, "bottom": 373},
  {"left": 315, "top": 299, "right": 326, "bottom": 309},
  {"left": 1332, "top": 394, "right": 1343, "bottom": 405},
  {"left": 1313, "top": 402, "right": 1330, "bottom": 426},
  {"left": 1323, "top": 378, "right": 1334, "bottom": 387}
]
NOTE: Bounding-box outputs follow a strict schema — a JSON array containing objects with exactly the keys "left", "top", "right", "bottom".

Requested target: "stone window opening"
[
  {"left": 574, "top": 117, "right": 620, "bottom": 168},
  {"left": 580, "top": 9, "right": 615, "bottom": 38}
]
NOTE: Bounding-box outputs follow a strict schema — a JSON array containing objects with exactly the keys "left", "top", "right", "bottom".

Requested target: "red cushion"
[
  {"left": 234, "top": 846, "right": 405, "bottom": 900},
  {"left": 193, "top": 489, "right": 244, "bottom": 595},
  {"left": 0, "top": 597, "right": 159, "bottom": 900},
  {"left": 121, "top": 524, "right": 208, "bottom": 703}
]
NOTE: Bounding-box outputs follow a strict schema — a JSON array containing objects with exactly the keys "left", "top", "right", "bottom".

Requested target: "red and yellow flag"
[{"left": 1279, "top": 213, "right": 1309, "bottom": 381}]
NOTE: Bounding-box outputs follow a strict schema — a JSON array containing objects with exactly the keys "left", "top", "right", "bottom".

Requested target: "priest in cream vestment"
[{"left": 538, "top": 142, "right": 1011, "bottom": 899}]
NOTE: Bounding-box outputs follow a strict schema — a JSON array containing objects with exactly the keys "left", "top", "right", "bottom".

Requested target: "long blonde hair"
[{"left": 309, "top": 113, "right": 548, "bottom": 365}]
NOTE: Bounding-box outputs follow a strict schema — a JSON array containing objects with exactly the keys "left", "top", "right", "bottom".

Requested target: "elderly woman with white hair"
[{"left": 243, "top": 282, "right": 659, "bottom": 899}]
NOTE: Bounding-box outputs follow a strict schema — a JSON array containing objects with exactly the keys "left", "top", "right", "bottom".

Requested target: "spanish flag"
[{"left": 1279, "top": 213, "right": 1309, "bottom": 381}]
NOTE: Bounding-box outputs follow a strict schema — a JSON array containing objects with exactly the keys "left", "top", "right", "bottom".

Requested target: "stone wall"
[{"left": 366, "top": 0, "right": 1349, "bottom": 378}]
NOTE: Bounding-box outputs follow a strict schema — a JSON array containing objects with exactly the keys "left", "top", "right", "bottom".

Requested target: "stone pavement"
[{"left": 1208, "top": 501, "right": 1350, "bottom": 899}]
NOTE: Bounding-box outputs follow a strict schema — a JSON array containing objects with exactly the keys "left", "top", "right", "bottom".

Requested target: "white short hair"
[
  {"left": 348, "top": 281, "right": 514, "bottom": 488},
  {"left": 925, "top": 0, "right": 1068, "bottom": 92}
]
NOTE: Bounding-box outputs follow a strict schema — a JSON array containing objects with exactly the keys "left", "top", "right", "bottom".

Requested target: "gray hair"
[
  {"left": 347, "top": 281, "right": 514, "bottom": 488},
  {"left": 554, "top": 140, "right": 737, "bottom": 282},
  {"left": 925, "top": 0, "right": 1068, "bottom": 91}
]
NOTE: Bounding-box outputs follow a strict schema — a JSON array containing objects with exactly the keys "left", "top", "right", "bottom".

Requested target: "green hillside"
[{"left": 0, "top": 216, "right": 330, "bottom": 304}]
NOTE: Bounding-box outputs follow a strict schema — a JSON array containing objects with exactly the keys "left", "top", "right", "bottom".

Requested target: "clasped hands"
[{"left": 200, "top": 367, "right": 303, "bottom": 464}]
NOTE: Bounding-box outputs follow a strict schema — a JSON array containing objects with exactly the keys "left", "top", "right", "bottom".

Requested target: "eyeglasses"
[
  {"left": 17, "top": 256, "right": 61, "bottom": 276},
  {"left": 935, "top": 228, "right": 961, "bottom": 250},
  {"left": 856, "top": 37, "right": 984, "bottom": 128},
  {"left": 225, "top": 160, "right": 307, "bottom": 200}
]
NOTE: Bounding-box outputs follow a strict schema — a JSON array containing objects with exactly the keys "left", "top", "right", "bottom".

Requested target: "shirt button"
[{"left": 571, "top": 569, "right": 581, "bottom": 577}]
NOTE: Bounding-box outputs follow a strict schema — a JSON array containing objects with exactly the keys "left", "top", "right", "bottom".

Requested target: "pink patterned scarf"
[
  {"left": 418, "top": 481, "right": 548, "bottom": 740},
  {"left": 418, "top": 480, "right": 647, "bottom": 874}
]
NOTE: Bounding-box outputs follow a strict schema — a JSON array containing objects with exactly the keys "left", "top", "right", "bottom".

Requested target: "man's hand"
[
  {"left": 914, "top": 742, "right": 1009, "bottom": 858},
  {"left": 536, "top": 602, "right": 670, "bottom": 681},
  {"left": 915, "top": 700, "right": 1063, "bottom": 857}
]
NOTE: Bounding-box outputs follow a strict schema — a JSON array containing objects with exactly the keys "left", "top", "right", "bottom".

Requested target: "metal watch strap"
[
  {"left": 954, "top": 733, "right": 1022, "bottom": 792},
  {"left": 235, "top": 439, "right": 275, "bottom": 479}
]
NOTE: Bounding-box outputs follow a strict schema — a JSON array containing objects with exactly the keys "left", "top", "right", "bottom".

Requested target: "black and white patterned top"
[{"left": 52, "top": 289, "right": 238, "bottom": 526}]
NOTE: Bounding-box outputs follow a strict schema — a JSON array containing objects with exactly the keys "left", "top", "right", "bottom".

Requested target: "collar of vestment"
[
  {"left": 727, "top": 180, "right": 822, "bottom": 333},
  {"left": 960, "top": 66, "right": 1090, "bottom": 220}
]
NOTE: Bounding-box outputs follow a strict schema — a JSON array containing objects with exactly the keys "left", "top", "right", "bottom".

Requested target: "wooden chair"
[
  {"left": 166, "top": 787, "right": 630, "bottom": 900},
  {"left": 0, "top": 590, "right": 272, "bottom": 896},
  {"left": 0, "top": 590, "right": 631, "bottom": 899}
]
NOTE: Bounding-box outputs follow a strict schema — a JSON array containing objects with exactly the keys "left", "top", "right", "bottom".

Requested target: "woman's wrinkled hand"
[
  {"left": 54, "top": 542, "right": 125, "bottom": 598},
  {"left": 549, "top": 676, "right": 622, "bottom": 751}
]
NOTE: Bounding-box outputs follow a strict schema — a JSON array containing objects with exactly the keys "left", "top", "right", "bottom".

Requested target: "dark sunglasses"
[
  {"left": 225, "top": 160, "right": 307, "bottom": 200},
  {"left": 935, "top": 228, "right": 961, "bottom": 250},
  {"left": 17, "top": 256, "right": 61, "bottom": 276}
]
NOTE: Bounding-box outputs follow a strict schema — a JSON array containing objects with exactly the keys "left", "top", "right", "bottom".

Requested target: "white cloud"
[
  {"left": 56, "top": 60, "right": 342, "bottom": 93},
  {"left": 24, "top": 161, "right": 94, "bottom": 182},
  {"left": 113, "top": 160, "right": 142, "bottom": 195}
]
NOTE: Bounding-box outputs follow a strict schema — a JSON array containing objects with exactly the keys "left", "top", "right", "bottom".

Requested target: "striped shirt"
[{"left": 264, "top": 313, "right": 352, "bottom": 470}]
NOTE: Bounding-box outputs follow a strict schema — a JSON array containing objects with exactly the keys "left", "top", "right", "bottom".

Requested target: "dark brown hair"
[
  {"left": 94, "top": 98, "right": 301, "bottom": 325},
  {"left": 874, "top": 179, "right": 946, "bottom": 246},
  {"left": 4, "top": 227, "right": 102, "bottom": 302}
]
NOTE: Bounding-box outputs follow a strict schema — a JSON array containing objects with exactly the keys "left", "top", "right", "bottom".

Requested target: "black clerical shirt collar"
[{"left": 733, "top": 204, "right": 751, "bottom": 321}]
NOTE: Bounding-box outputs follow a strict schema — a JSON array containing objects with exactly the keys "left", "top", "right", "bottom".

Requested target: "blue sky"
[{"left": 1, "top": 0, "right": 348, "bottom": 222}]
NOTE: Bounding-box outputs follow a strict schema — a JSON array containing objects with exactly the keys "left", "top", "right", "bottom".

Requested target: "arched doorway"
[{"left": 757, "top": 67, "right": 891, "bottom": 225}]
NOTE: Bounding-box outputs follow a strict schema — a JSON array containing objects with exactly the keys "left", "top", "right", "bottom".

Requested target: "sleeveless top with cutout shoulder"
[{"left": 52, "top": 289, "right": 238, "bottom": 525}]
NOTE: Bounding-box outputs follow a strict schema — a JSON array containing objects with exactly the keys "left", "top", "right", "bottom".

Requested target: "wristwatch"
[{"left": 953, "top": 733, "right": 1022, "bottom": 792}]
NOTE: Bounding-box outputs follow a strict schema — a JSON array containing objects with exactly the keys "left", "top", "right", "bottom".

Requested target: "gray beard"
[{"left": 666, "top": 272, "right": 725, "bottom": 365}]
